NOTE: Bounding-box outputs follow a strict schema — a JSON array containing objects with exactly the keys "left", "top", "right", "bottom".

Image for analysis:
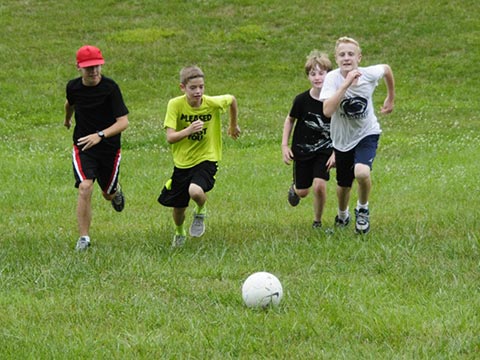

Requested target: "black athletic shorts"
[
  {"left": 158, "top": 161, "right": 218, "bottom": 208},
  {"left": 293, "top": 151, "right": 332, "bottom": 190},
  {"left": 72, "top": 145, "right": 121, "bottom": 195}
]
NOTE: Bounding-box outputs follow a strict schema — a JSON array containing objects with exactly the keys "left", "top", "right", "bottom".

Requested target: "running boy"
[
  {"left": 64, "top": 45, "right": 129, "bottom": 250},
  {"left": 158, "top": 65, "right": 240, "bottom": 247},
  {"left": 319, "top": 37, "right": 395, "bottom": 234},
  {"left": 281, "top": 50, "right": 334, "bottom": 228}
]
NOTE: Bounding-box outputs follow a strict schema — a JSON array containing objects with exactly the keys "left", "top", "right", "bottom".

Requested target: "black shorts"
[
  {"left": 72, "top": 145, "right": 121, "bottom": 194},
  {"left": 158, "top": 161, "right": 218, "bottom": 208},
  {"left": 293, "top": 151, "right": 332, "bottom": 190},
  {"left": 335, "top": 134, "right": 379, "bottom": 188}
]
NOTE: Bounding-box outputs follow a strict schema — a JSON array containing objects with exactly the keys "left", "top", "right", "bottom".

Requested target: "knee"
[
  {"left": 78, "top": 181, "right": 94, "bottom": 197},
  {"left": 313, "top": 178, "right": 326, "bottom": 195},
  {"left": 296, "top": 188, "right": 309, "bottom": 198},
  {"left": 189, "top": 183, "right": 205, "bottom": 200},
  {"left": 354, "top": 164, "right": 371, "bottom": 181}
]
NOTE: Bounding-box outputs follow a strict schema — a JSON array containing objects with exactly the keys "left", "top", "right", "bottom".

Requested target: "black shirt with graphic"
[{"left": 289, "top": 90, "right": 332, "bottom": 161}]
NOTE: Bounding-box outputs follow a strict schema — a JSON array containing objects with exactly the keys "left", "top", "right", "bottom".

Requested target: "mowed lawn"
[{"left": 0, "top": 0, "right": 479, "bottom": 358}]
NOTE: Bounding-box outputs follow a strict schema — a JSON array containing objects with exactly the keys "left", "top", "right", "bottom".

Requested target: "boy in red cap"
[{"left": 64, "top": 45, "right": 129, "bottom": 250}]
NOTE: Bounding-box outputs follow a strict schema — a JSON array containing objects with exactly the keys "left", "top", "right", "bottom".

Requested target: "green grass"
[{"left": 1, "top": 0, "right": 480, "bottom": 358}]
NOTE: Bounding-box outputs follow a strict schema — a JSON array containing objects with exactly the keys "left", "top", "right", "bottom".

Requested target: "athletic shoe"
[
  {"left": 312, "top": 221, "right": 322, "bottom": 228},
  {"left": 288, "top": 183, "right": 300, "bottom": 207},
  {"left": 111, "top": 184, "right": 125, "bottom": 212},
  {"left": 172, "top": 234, "right": 186, "bottom": 248},
  {"left": 334, "top": 214, "right": 350, "bottom": 227},
  {"left": 75, "top": 236, "right": 90, "bottom": 251},
  {"left": 189, "top": 213, "right": 205, "bottom": 237},
  {"left": 355, "top": 208, "right": 370, "bottom": 234}
]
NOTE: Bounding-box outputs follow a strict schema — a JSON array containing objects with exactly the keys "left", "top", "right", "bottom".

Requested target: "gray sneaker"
[
  {"left": 172, "top": 234, "right": 186, "bottom": 248},
  {"left": 189, "top": 213, "right": 205, "bottom": 237},
  {"left": 76, "top": 236, "right": 90, "bottom": 251},
  {"left": 288, "top": 183, "right": 300, "bottom": 207},
  {"left": 111, "top": 184, "right": 125, "bottom": 212}
]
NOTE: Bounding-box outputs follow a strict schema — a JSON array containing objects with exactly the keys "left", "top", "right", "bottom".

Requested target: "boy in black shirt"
[
  {"left": 64, "top": 45, "right": 129, "bottom": 250},
  {"left": 281, "top": 50, "right": 334, "bottom": 228}
]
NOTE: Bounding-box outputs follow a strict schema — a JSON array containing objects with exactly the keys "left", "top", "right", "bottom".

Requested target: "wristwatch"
[{"left": 97, "top": 131, "right": 105, "bottom": 139}]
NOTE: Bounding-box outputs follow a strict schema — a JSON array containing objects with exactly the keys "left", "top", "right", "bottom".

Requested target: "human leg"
[
  {"left": 96, "top": 149, "right": 124, "bottom": 211},
  {"left": 188, "top": 161, "right": 217, "bottom": 237},
  {"left": 352, "top": 135, "right": 379, "bottom": 234},
  {"left": 312, "top": 177, "right": 327, "bottom": 224},
  {"left": 76, "top": 179, "right": 94, "bottom": 250},
  {"left": 354, "top": 164, "right": 371, "bottom": 234},
  {"left": 172, "top": 207, "right": 187, "bottom": 247},
  {"left": 334, "top": 149, "right": 354, "bottom": 226},
  {"left": 189, "top": 183, "right": 207, "bottom": 237}
]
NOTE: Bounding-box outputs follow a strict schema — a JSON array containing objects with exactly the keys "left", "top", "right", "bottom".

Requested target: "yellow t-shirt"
[{"left": 164, "top": 94, "right": 233, "bottom": 169}]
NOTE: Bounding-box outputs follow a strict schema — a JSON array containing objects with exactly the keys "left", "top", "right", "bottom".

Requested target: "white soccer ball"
[{"left": 242, "top": 272, "right": 283, "bottom": 309}]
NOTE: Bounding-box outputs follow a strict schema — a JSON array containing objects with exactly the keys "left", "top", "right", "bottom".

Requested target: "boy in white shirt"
[{"left": 320, "top": 37, "right": 395, "bottom": 234}]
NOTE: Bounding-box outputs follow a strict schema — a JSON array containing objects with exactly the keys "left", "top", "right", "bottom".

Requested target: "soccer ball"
[{"left": 241, "top": 272, "right": 283, "bottom": 309}]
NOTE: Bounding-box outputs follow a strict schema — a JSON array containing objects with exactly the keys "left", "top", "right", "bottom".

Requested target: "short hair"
[
  {"left": 335, "top": 36, "right": 362, "bottom": 54},
  {"left": 305, "top": 50, "right": 332, "bottom": 75},
  {"left": 180, "top": 66, "right": 204, "bottom": 85}
]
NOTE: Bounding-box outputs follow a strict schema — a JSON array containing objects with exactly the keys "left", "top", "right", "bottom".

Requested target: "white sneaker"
[{"left": 76, "top": 236, "right": 91, "bottom": 251}]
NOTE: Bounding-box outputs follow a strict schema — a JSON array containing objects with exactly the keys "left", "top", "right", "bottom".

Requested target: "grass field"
[{"left": 1, "top": 0, "right": 479, "bottom": 358}]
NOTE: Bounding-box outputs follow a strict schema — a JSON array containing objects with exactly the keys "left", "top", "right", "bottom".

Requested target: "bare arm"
[
  {"left": 323, "top": 70, "right": 362, "bottom": 117},
  {"left": 227, "top": 96, "right": 240, "bottom": 139},
  {"left": 165, "top": 120, "right": 204, "bottom": 144},
  {"left": 76, "top": 115, "right": 129, "bottom": 151},
  {"left": 281, "top": 115, "right": 295, "bottom": 165},
  {"left": 380, "top": 65, "right": 395, "bottom": 114},
  {"left": 64, "top": 100, "right": 74, "bottom": 129}
]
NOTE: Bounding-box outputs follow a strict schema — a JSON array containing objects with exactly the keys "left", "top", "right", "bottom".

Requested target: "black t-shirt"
[
  {"left": 289, "top": 90, "right": 332, "bottom": 160},
  {"left": 66, "top": 76, "right": 129, "bottom": 152}
]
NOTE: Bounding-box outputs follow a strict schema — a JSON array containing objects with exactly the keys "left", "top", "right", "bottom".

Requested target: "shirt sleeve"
[
  {"left": 319, "top": 72, "right": 336, "bottom": 101},
  {"left": 164, "top": 98, "right": 180, "bottom": 130}
]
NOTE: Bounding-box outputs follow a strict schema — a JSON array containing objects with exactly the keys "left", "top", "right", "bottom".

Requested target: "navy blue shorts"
[
  {"left": 293, "top": 151, "right": 332, "bottom": 190},
  {"left": 158, "top": 161, "right": 218, "bottom": 208},
  {"left": 72, "top": 145, "right": 121, "bottom": 195},
  {"left": 335, "top": 134, "right": 379, "bottom": 188}
]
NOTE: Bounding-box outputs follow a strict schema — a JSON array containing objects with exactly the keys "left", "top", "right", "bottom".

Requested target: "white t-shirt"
[{"left": 319, "top": 65, "right": 385, "bottom": 151}]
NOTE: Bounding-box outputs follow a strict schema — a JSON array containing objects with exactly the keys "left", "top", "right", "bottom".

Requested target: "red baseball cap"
[{"left": 76, "top": 45, "right": 105, "bottom": 68}]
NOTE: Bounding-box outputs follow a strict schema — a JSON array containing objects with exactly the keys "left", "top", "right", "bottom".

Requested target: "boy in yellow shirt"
[{"left": 158, "top": 66, "right": 240, "bottom": 247}]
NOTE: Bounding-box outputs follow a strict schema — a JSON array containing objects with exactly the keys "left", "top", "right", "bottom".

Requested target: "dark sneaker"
[
  {"left": 111, "top": 184, "right": 125, "bottom": 212},
  {"left": 312, "top": 221, "right": 322, "bottom": 228},
  {"left": 355, "top": 208, "right": 370, "bottom": 234},
  {"left": 288, "top": 184, "right": 300, "bottom": 207},
  {"left": 189, "top": 213, "right": 205, "bottom": 237},
  {"left": 334, "top": 214, "right": 350, "bottom": 227},
  {"left": 76, "top": 236, "right": 90, "bottom": 251},
  {"left": 172, "top": 234, "right": 186, "bottom": 248}
]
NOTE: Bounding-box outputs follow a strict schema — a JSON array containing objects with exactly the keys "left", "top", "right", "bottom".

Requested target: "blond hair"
[
  {"left": 305, "top": 50, "right": 332, "bottom": 75},
  {"left": 335, "top": 37, "right": 362, "bottom": 54},
  {"left": 180, "top": 65, "right": 204, "bottom": 85}
]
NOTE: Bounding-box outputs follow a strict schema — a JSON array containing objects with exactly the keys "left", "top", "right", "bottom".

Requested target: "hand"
[
  {"left": 345, "top": 70, "right": 362, "bottom": 87},
  {"left": 282, "top": 145, "right": 293, "bottom": 165},
  {"left": 326, "top": 152, "right": 336, "bottom": 171},
  {"left": 228, "top": 125, "right": 241, "bottom": 140},
  {"left": 189, "top": 120, "right": 204, "bottom": 134},
  {"left": 64, "top": 118, "right": 72, "bottom": 129},
  {"left": 77, "top": 133, "right": 102, "bottom": 151},
  {"left": 380, "top": 97, "right": 394, "bottom": 114}
]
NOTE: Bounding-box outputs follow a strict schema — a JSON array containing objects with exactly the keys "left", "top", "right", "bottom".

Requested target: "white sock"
[
  {"left": 356, "top": 201, "right": 369, "bottom": 210},
  {"left": 80, "top": 235, "right": 90, "bottom": 242},
  {"left": 338, "top": 207, "right": 349, "bottom": 220}
]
